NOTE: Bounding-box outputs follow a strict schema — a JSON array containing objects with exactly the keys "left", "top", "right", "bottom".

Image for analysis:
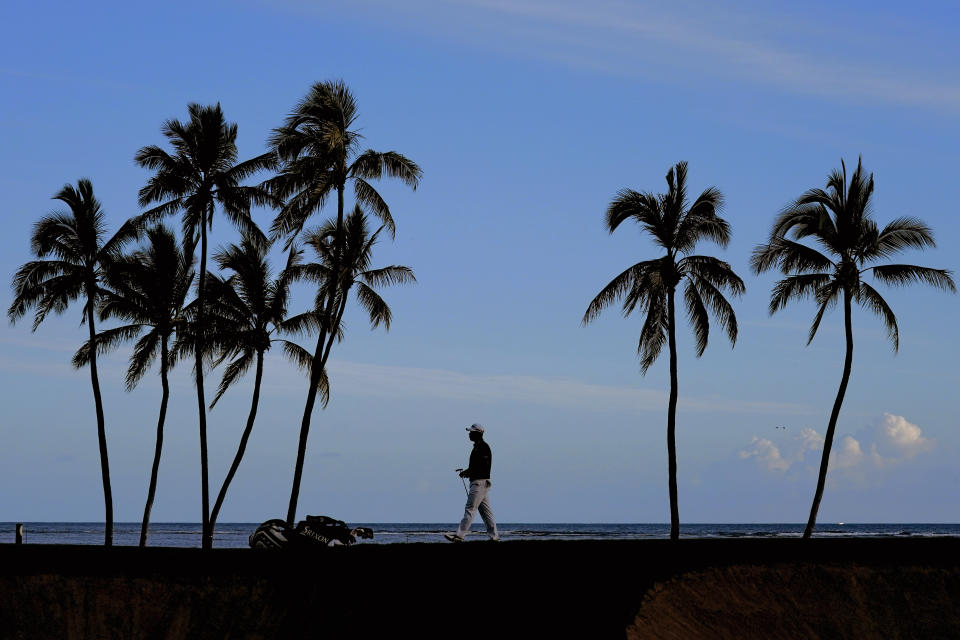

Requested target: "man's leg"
[
  {"left": 477, "top": 480, "right": 499, "bottom": 540},
  {"left": 455, "top": 480, "right": 484, "bottom": 539}
]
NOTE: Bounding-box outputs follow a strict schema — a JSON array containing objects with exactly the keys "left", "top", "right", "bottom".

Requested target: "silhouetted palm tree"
[
  {"left": 284, "top": 207, "right": 415, "bottom": 523},
  {"left": 583, "top": 162, "right": 744, "bottom": 541},
  {"left": 751, "top": 157, "right": 955, "bottom": 539},
  {"left": 8, "top": 179, "right": 134, "bottom": 546},
  {"left": 134, "top": 103, "right": 275, "bottom": 549},
  {"left": 76, "top": 225, "right": 195, "bottom": 546},
  {"left": 202, "top": 235, "right": 329, "bottom": 537},
  {"left": 266, "top": 80, "right": 421, "bottom": 525}
]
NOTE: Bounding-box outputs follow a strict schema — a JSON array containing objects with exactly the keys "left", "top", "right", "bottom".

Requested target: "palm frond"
[
  {"left": 29, "top": 274, "right": 86, "bottom": 330},
  {"left": 768, "top": 273, "right": 833, "bottom": 314},
  {"left": 126, "top": 330, "right": 162, "bottom": 390},
  {"left": 750, "top": 237, "right": 835, "bottom": 275},
  {"left": 72, "top": 324, "right": 146, "bottom": 368},
  {"left": 280, "top": 340, "right": 333, "bottom": 405},
  {"left": 683, "top": 279, "right": 709, "bottom": 356},
  {"left": 872, "top": 217, "right": 936, "bottom": 257},
  {"left": 582, "top": 259, "right": 661, "bottom": 325},
  {"left": 279, "top": 340, "right": 314, "bottom": 374},
  {"left": 354, "top": 282, "right": 392, "bottom": 330},
  {"left": 350, "top": 150, "right": 422, "bottom": 189},
  {"left": 280, "top": 311, "right": 325, "bottom": 337},
  {"left": 680, "top": 255, "right": 746, "bottom": 295},
  {"left": 128, "top": 199, "right": 184, "bottom": 232},
  {"left": 360, "top": 266, "right": 416, "bottom": 288},
  {"left": 8, "top": 260, "right": 74, "bottom": 322},
  {"left": 623, "top": 267, "right": 665, "bottom": 317},
  {"left": 638, "top": 296, "right": 668, "bottom": 374},
  {"left": 675, "top": 187, "right": 728, "bottom": 250},
  {"left": 870, "top": 264, "right": 956, "bottom": 292},
  {"left": 692, "top": 276, "right": 739, "bottom": 345},
  {"left": 857, "top": 282, "right": 899, "bottom": 351},
  {"left": 605, "top": 189, "right": 660, "bottom": 235},
  {"left": 210, "top": 349, "right": 255, "bottom": 408},
  {"left": 807, "top": 281, "right": 842, "bottom": 344},
  {"left": 354, "top": 177, "right": 394, "bottom": 237}
]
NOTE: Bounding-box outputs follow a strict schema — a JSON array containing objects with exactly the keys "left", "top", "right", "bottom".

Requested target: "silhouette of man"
[{"left": 445, "top": 424, "right": 499, "bottom": 542}]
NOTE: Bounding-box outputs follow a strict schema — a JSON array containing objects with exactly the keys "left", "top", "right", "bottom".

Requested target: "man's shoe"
[{"left": 444, "top": 533, "right": 464, "bottom": 543}]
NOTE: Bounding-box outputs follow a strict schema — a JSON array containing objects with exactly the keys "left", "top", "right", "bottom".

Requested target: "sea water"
[{"left": 3, "top": 522, "right": 958, "bottom": 548}]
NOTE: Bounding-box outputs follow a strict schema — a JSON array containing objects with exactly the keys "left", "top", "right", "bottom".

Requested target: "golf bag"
[{"left": 249, "top": 515, "right": 374, "bottom": 549}]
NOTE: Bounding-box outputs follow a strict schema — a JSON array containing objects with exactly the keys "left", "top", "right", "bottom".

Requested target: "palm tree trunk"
[
  {"left": 287, "top": 332, "right": 326, "bottom": 526},
  {"left": 210, "top": 350, "right": 264, "bottom": 530},
  {"left": 197, "top": 211, "right": 211, "bottom": 550},
  {"left": 286, "top": 185, "right": 345, "bottom": 527},
  {"left": 87, "top": 294, "right": 113, "bottom": 547},
  {"left": 140, "top": 336, "right": 170, "bottom": 547},
  {"left": 803, "top": 289, "right": 854, "bottom": 539},
  {"left": 666, "top": 288, "right": 680, "bottom": 541},
  {"left": 319, "top": 298, "right": 348, "bottom": 379}
]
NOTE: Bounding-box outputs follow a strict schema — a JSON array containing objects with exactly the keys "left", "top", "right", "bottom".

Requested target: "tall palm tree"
[
  {"left": 202, "top": 235, "right": 329, "bottom": 538},
  {"left": 583, "top": 162, "right": 744, "bottom": 541},
  {"left": 284, "top": 206, "right": 415, "bottom": 524},
  {"left": 751, "top": 157, "right": 955, "bottom": 539},
  {"left": 75, "top": 225, "right": 195, "bottom": 547},
  {"left": 134, "top": 103, "right": 275, "bottom": 549},
  {"left": 266, "top": 80, "right": 421, "bottom": 525},
  {"left": 8, "top": 179, "right": 134, "bottom": 546}
]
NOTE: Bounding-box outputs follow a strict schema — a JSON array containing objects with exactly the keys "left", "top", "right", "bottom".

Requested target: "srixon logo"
[{"left": 299, "top": 526, "right": 332, "bottom": 545}]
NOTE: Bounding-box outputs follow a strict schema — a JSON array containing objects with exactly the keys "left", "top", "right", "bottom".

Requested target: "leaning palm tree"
[
  {"left": 75, "top": 225, "right": 195, "bottom": 547},
  {"left": 8, "top": 179, "right": 134, "bottom": 546},
  {"left": 202, "top": 235, "right": 329, "bottom": 538},
  {"left": 751, "top": 157, "right": 955, "bottom": 539},
  {"left": 583, "top": 162, "right": 744, "bottom": 541},
  {"left": 284, "top": 206, "right": 415, "bottom": 524},
  {"left": 134, "top": 103, "right": 275, "bottom": 549},
  {"left": 266, "top": 80, "right": 421, "bottom": 525}
]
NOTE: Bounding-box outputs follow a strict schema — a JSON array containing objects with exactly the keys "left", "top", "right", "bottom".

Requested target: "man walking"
[{"left": 445, "top": 424, "right": 499, "bottom": 542}]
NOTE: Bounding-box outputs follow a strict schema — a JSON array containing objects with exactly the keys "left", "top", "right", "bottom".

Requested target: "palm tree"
[
  {"left": 751, "top": 157, "right": 955, "bottom": 538},
  {"left": 75, "top": 225, "right": 195, "bottom": 547},
  {"left": 284, "top": 206, "right": 415, "bottom": 523},
  {"left": 266, "top": 80, "right": 421, "bottom": 525},
  {"left": 8, "top": 179, "right": 134, "bottom": 546},
  {"left": 202, "top": 235, "right": 329, "bottom": 538},
  {"left": 583, "top": 162, "right": 744, "bottom": 541},
  {"left": 134, "top": 103, "right": 275, "bottom": 549}
]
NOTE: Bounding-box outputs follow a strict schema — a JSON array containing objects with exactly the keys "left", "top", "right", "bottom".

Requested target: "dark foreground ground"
[{"left": 0, "top": 538, "right": 958, "bottom": 639}]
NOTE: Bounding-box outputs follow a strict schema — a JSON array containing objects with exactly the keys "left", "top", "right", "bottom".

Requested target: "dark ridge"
[{"left": 0, "top": 538, "right": 958, "bottom": 639}]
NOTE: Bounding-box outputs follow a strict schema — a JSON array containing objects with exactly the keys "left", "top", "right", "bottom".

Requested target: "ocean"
[{"left": 3, "top": 522, "right": 959, "bottom": 548}]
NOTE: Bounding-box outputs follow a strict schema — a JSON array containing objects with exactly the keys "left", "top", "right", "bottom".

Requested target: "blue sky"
[{"left": 2, "top": 0, "right": 958, "bottom": 526}]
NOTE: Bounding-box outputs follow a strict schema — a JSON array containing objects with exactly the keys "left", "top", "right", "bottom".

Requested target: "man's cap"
[{"left": 466, "top": 423, "right": 484, "bottom": 434}]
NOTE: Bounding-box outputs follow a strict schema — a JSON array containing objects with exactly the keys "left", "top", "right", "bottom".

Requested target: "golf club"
[{"left": 455, "top": 468, "right": 468, "bottom": 495}]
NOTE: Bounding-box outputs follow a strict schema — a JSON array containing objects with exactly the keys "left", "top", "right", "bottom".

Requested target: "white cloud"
[
  {"left": 832, "top": 435, "right": 865, "bottom": 470},
  {"left": 739, "top": 436, "right": 791, "bottom": 472},
  {"left": 878, "top": 413, "right": 935, "bottom": 459},
  {"left": 740, "top": 414, "right": 935, "bottom": 477},
  {"left": 739, "top": 426, "right": 822, "bottom": 473}
]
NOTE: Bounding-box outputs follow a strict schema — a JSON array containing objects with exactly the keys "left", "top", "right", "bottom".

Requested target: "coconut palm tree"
[
  {"left": 8, "top": 179, "right": 134, "bottom": 546},
  {"left": 266, "top": 80, "right": 421, "bottom": 525},
  {"left": 201, "top": 235, "right": 329, "bottom": 538},
  {"left": 74, "top": 225, "right": 195, "bottom": 547},
  {"left": 283, "top": 206, "right": 415, "bottom": 524},
  {"left": 134, "top": 102, "right": 275, "bottom": 549},
  {"left": 583, "top": 162, "right": 744, "bottom": 541},
  {"left": 751, "top": 157, "right": 955, "bottom": 539}
]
